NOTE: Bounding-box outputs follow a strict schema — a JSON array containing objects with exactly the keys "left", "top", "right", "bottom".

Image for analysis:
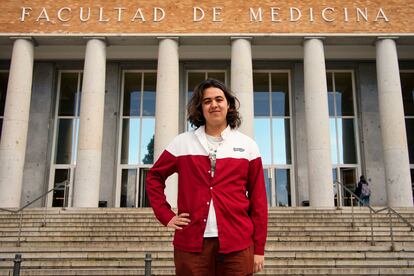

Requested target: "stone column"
[
  {"left": 376, "top": 37, "right": 413, "bottom": 207},
  {"left": 231, "top": 37, "right": 254, "bottom": 138},
  {"left": 303, "top": 38, "right": 334, "bottom": 207},
  {"left": 0, "top": 38, "right": 34, "bottom": 208},
  {"left": 73, "top": 38, "right": 106, "bottom": 207},
  {"left": 154, "top": 37, "right": 179, "bottom": 207}
]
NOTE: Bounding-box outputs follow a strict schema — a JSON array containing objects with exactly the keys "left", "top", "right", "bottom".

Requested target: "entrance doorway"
[
  {"left": 333, "top": 167, "right": 358, "bottom": 206},
  {"left": 119, "top": 167, "right": 151, "bottom": 208},
  {"left": 49, "top": 167, "right": 74, "bottom": 207},
  {"left": 264, "top": 167, "right": 292, "bottom": 207}
]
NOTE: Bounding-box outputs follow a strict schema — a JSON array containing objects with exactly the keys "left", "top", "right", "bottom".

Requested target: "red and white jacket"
[{"left": 146, "top": 126, "right": 268, "bottom": 255}]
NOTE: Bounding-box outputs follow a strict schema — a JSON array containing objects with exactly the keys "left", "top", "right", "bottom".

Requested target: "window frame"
[
  {"left": 253, "top": 69, "right": 296, "bottom": 206},
  {"left": 47, "top": 70, "right": 83, "bottom": 207},
  {"left": 327, "top": 70, "right": 361, "bottom": 206},
  {"left": 327, "top": 70, "right": 361, "bottom": 169},
  {"left": 115, "top": 70, "right": 156, "bottom": 208},
  {"left": 400, "top": 70, "right": 414, "bottom": 195}
]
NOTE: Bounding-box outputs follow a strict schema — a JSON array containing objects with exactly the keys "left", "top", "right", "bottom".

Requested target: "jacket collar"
[{"left": 194, "top": 125, "right": 233, "bottom": 153}]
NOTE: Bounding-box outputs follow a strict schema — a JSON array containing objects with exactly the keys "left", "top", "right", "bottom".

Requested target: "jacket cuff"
[
  {"left": 254, "top": 244, "right": 265, "bottom": 255},
  {"left": 158, "top": 209, "right": 176, "bottom": 226}
]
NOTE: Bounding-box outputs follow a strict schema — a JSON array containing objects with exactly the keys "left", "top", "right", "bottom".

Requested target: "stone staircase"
[{"left": 1, "top": 207, "right": 414, "bottom": 275}]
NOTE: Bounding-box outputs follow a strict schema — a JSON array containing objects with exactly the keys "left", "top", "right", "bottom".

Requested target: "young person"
[{"left": 146, "top": 79, "right": 268, "bottom": 275}]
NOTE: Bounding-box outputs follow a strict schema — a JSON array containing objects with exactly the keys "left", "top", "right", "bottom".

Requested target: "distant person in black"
[{"left": 356, "top": 175, "right": 371, "bottom": 206}]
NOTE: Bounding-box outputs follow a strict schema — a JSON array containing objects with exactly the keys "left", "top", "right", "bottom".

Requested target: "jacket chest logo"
[{"left": 233, "top": 147, "right": 245, "bottom": 152}]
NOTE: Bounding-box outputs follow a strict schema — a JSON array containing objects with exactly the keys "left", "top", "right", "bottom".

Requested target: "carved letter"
[
  {"left": 309, "top": 8, "right": 314, "bottom": 22},
  {"left": 193, "top": 7, "right": 205, "bottom": 22},
  {"left": 36, "top": 7, "right": 50, "bottom": 22},
  {"left": 20, "top": 7, "right": 32, "bottom": 22},
  {"left": 80, "top": 7, "right": 91, "bottom": 22},
  {"left": 131, "top": 9, "right": 146, "bottom": 22},
  {"left": 356, "top": 8, "right": 368, "bottom": 22},
  {"left": 290, "top": 7, "right": 301, "bottom": 22},
  {"left": 213, "top": 7, "right": 223, "bottom": 22},
  {"left": 114, "top": 7, "right": 125, "bottom": 22},
  {"left": 57, "top": 7, "right": 71, "bottom": 22},
  {"left": 249, "top": 8, "right": 263, "bottom": 22},
  {"left": 99, "top": 7, "right": 109, "bottom": 22},
  {"left": 322, "top": 7, "right": 335, "bottom": 22},
  {"left": 375, "top": 8, "right": 389, "bottom": 22},
  {"left": 154, "top": 7, "right": 165, "bottom": 22},
  {"left": 344, "top": 8, "right": 349, "bottom": 22},
  {"left": 271, "top": 7, "right": 281, "bottom": 22}
]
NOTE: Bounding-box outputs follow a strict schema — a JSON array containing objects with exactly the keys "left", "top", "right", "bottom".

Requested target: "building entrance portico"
[{"left": 0, "top": 0, "right": 413, "bottom": 209}]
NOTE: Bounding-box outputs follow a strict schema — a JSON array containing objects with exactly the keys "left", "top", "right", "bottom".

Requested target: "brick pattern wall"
[{"left": 0, "top": 0, "right": 413, "bottom": 34}]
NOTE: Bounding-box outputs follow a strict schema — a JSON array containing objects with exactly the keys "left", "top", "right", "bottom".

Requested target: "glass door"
[
  {"left": 120, "top": 167, "right": 151, "bottom": 207},
  {"left": 51, "top": 167, "right": 74, "bottom": 207},
  {"left": 333, "top": 167, "right": 358, "bottom": 206},
  {"left": 264, "top": 167, "right": 291, "bottom": 207}
]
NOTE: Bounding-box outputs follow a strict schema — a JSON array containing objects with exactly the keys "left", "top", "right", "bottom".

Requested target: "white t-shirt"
[{"left": 203, "top": 134, "right": 223, "bottom": 238}]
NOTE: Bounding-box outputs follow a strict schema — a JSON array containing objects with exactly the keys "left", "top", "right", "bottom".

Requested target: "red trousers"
[{"left": 174, "top": 238, "right": 254, "bottom": 276}]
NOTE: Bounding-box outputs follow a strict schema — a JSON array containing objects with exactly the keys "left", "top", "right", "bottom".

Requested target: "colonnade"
[{"left": 0, "top": 36, "right": 412, "bottom": 208}]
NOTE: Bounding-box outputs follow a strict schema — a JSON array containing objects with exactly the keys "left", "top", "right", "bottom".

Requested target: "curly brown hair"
[{"left": 187, "top": 79, "right": 241, "bottom": 129}]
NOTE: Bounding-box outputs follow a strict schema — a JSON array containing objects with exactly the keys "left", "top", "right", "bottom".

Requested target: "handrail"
[
  {"left": 335, "top": 181, "right": 414, "bottom": 251},
  {"left": 0, "top": 182, "right": 67, "bottom": 247},
  {"left": 0, "top": 182, "right": 66, "bottom": 213}
]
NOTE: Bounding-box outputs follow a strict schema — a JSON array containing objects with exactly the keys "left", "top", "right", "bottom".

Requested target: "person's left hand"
[{"left": 253, "top": 254, "right": 264, "bottom": 273}]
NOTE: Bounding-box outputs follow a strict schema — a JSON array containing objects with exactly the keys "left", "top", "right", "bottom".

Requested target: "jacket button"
[
  {"left": 203, "top": 219, "right": 207, "bottom": 222},
  {"left": 210, "top": 187, "right": 213, "bottom": 190}
]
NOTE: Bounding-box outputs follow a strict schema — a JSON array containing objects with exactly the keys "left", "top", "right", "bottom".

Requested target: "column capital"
[
  {"left": 83, "top": 36, "right": 107, "bottom": 46},
  {"left": 230, "top": 36, "right": 252, "bottom": 41},
  {"left": 376, "top": 36, "right": 399, "bottom": 45},
  {"left": 9, "top": 36, "right": 37, "bottom": 46},
  {"left": 303, "top": 37, "right": 325, "bottom": 47},
  {"left": 377, "top": 36, "right": 399, "bottom": 41},
  {"left": 304, "top": 36, "right": 326, "bottom": 41},
  {"left": 157, "top": 36, "right": 179, "bottom": 42}
]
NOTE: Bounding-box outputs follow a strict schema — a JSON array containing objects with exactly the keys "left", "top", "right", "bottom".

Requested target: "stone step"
[
  {"left": 0, "top": 227, "right": 411, "bottom": 235},
  {"left": 2, "top": 243, "right": 412, "bottom": 253},
  {"left": 1, "top": 215, "right": 406, "bottom": 221},
  {"left": 3, "top": 212, "right": 394, "bottom": 217},
  {"left": 260, "top": 267, "right": 414, "bottom": 275},
  {"left": 1, "top": 223, "right": 409, "bottom": 230},
  {"left": 1, "top": 267, "right": 414, "bottom": 276},
  {"left": 0, "top": 258, "right": 412, "bottom": 269},
  {"left": 2, "top": 239, "right": 413, "bottom": 248},
  {"left": 1, "top": 206, "right": 411, "bottom": 211},
  {"left": 0, "top": 221, "right": 410, "bottom": 231},
  {"left": 1, "top": 211, "right": 409, "bottom": 216},
  {"left": 2, "top": 250, "right": 414, "bottom": 260},
  {"left": 1, "top": 218, "right": 404, "bottom": 223},
  {"left": 8, "top": 219, "right": 394, "bottom": 224},
  {"left": 1, "top": 234, "right": 412, "bottom": 241}
]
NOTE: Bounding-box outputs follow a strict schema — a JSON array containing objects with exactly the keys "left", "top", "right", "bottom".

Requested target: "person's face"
[{"left": 201, "top": 87, "right": 229, "bottom": 129}]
